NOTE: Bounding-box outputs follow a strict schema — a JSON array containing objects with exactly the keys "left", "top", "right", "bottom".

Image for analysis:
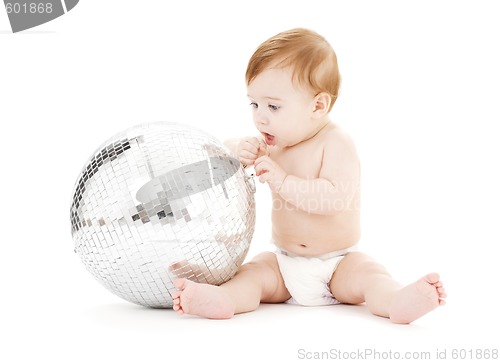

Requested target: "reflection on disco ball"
[{"left": 70, "top": 122, "right": 256, "bottom": 308}]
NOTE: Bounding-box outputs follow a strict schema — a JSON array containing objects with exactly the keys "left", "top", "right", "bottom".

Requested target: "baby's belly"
[{"left": 272, "top": 208, "right": 360, "bottom": 257}]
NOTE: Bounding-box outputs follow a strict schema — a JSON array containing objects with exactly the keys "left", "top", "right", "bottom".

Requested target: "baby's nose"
[{"left": 256, "top": 112, "right": 269, "bottom": 125}]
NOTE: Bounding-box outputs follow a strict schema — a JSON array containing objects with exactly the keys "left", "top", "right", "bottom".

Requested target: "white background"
[{"left": 1, "top": 1, "right": 499, "bottom": 362}]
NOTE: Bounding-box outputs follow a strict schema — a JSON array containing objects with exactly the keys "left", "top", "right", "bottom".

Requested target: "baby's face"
[{"left": 247, "top": 67, "right": 317, "bottom": 148}]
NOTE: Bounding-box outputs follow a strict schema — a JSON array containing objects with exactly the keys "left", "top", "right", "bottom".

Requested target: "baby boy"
[{"left": 172, "top": 28, "right": 446, "bottom": 323}]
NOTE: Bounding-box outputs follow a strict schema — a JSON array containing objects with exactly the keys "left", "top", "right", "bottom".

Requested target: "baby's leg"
[
  {"left": 330, "top": 252, "right": 446, "bottom": 324},
  {"left": 172, "top": 252, "right": 290, "bottom": 319}
]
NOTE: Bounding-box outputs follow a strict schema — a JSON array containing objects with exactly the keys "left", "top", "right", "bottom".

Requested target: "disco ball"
[{"left": 70, "top": 122, "right": 256, "bottom": 308}]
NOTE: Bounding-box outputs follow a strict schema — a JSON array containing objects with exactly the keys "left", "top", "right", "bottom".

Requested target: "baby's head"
[{"left": 246, "top": 28, "right": 340, "bottom": 112}]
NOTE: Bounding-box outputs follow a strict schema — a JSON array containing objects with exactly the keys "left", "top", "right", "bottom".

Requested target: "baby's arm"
[{"left": 255, "top": 132, "right": 359, "bottom": 215}]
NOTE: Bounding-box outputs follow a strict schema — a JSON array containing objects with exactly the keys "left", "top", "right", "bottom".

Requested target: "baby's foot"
[
  {"left": 172, "top": 278, "right": 235, "bottom": 319},
  {"left": 389, "top": 273, "right": 446, "bottom": 324}
]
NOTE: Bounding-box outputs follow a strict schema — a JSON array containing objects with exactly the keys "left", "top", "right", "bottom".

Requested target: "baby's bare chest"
[{"left": 270, "top": 143, "right": 324, "bottom": 179}]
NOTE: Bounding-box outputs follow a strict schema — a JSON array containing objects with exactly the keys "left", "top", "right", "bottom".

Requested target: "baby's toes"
[
  {"left": 432, "top": 281, "right": 443, "bottom": 288},
  {"left": 172, "top": 300, "right": 184, "bottom": 314},
  {"left": 173, "top": 278, "right": 188, "bottom": 290},
  {"left": 437, "top": 286, "right": 447, "bottom": 305},
  {"left": 172, "top": 296, "right": 179, "bottom": 307}
]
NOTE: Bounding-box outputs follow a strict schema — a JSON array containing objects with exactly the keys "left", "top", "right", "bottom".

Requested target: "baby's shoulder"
[{"left": 320, "top": 123, "right": 357, "bottom": 152}]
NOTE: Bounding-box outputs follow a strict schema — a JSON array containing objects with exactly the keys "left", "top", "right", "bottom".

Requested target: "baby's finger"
[
  {"left": 254, "top": 160, "right": 271, "bottom": 176},
  {"left": 240, "top": 149, "right": 258, "bottom": 161},
  {"left": 258, "top": 172, "right": 270, "bottom": 184},
  {"left": 257, "top": 145, "right": 269, "bottom": 158},
  {"left": 255, "top": 155, "right": 272, "bottom": 166},
  {"left": 240, "top": 157, "right": 256, "bottom": 167},
  {"left": 243, "top": 138, "right": 261, "bottom": 152},
  {"left": 243, "top": 144, "right": 259, "bottom": 156},
  {"left": 258, "top": 141, "right": 269, "bottom": 156}
]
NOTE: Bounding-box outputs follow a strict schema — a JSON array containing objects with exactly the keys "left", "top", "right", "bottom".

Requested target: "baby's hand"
[
  {"left": 237, "top": 137, "right": 268, "bottom": 167},
  {"left": 254, "top": 155, "right": 287, "bottom": 193}
]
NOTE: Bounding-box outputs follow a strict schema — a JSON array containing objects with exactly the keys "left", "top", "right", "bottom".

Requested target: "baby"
[{"left": 172, "top": 28, "right": 446, "bottom": 323}]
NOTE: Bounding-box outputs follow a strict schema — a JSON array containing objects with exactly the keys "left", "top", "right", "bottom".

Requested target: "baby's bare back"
[{"left": 270, "top": 123, "right": 360, "bottom": 256}]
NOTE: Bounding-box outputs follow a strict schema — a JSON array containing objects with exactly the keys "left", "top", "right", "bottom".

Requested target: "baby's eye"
[
  {"left": 269, "top": 104, "right": 280, "bottom": 111},
  {"left": 249, "top": 102, "right": 258, "bottom": 109}
]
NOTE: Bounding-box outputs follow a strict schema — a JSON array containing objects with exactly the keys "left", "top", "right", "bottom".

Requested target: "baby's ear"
[{"left": 312, "top": 92, "right": 331, "bottom": 118}]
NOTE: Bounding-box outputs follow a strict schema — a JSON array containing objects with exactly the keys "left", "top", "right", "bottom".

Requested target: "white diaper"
[{"left": 275, "top": 245, "right": 357, "bottom": 306}]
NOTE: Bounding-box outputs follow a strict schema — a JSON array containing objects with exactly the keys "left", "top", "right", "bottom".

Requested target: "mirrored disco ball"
[{"left": 70, "top": 122, "right": 256, "bottom": 308}]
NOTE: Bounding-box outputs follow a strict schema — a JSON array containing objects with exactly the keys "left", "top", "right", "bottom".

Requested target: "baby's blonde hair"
[{"left": 246, "top": 28, "right": 341, "bottom": 111}]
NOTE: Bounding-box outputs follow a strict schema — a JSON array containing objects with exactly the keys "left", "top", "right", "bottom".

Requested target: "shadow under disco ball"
[{"left": 70, "top": 122, "right": 256, "bottom": 308}]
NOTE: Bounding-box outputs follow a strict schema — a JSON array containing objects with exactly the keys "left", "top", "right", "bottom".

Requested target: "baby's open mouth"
[{"left": 262, "top": 132, "right": 276, "bottom": 146}]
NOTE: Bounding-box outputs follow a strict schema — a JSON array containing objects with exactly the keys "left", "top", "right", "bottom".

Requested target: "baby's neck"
[{"left": 304, "top": 117, "right": 331, "bottom": 142}]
